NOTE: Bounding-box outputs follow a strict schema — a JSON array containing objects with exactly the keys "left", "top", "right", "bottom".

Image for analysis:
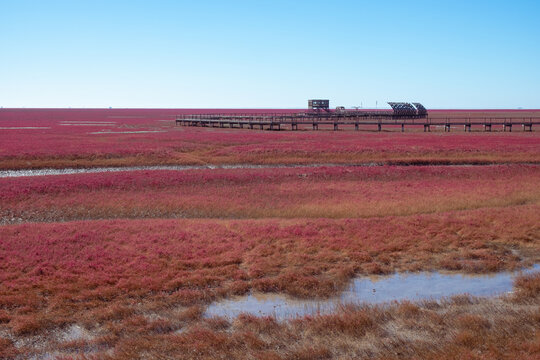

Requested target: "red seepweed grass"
[
  {"left": 1, "top": 108, "right": 540, "bottom": 358},
  {"left": 0, "top": 205, "right": 538, "bottom": 337},
  {"left": 1, "top": 164, "right": 539, "bottom": 223},
  {"left": 1, "top": 109, "right": 540, "bottom": 169}
]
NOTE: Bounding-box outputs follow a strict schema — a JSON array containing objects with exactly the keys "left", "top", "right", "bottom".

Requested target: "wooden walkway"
[{"left": 175, "top": 114, "right": 540, "bottom": 132}]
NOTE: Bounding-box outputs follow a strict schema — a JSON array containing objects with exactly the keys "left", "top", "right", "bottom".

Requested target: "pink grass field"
[
  {"left": 1, "top": 109, "right": 540, "bottom": 169},
  {"left": 1, "top": 108, "right": 540, "bottom": 359},
  {"left": 0, "top": 206, "right": 539, "bottom": 358},
  {"left": 1, "top": 164, "right": 539, "bottom": 223},
  {"left": 1, "top": 206, "right": 539, "bottom": 318}
]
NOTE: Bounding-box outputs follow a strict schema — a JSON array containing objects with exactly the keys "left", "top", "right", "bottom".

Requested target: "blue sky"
[{"left": 1, "top": 0, "right": 539, "bottom": 109}]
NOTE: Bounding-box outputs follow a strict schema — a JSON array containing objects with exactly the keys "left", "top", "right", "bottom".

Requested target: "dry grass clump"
[
  {"left": 9, "top": 315, "right": 50, "bottom": 336},
  {"left": 0, "top": 337, "right": 19, "bottom": 359},
  {"left": 513, "top": 272, "right": 540, "bottom": 301},
  {"left": 0, "top": 310, "right": 10, "bottom": 324}
]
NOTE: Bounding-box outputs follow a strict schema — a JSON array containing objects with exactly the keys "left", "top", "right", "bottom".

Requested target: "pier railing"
[{"left": 175, "top": 113, "right": 539, "bottom": 132}]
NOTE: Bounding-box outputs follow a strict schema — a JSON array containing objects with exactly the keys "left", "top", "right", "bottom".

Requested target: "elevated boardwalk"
[{"left": 175, "top": 113, "right": 539, "bottom": 132}]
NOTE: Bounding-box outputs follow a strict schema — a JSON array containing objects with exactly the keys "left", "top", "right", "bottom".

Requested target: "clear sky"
[{"left": 1, "top": 0, "right": 539, "bottom": 109}]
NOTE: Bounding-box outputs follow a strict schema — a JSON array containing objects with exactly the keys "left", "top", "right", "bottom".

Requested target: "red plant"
[
  {"left": 1, "top": 164, "right": 538, "bottom": 223},
  {"left": 1, "top": 109, "right": 539, "bottom": 169}
]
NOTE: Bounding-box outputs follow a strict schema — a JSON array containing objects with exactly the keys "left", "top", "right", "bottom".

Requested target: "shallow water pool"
[{"left": 205, "top": 265, "right": 540, "bottom": 320}]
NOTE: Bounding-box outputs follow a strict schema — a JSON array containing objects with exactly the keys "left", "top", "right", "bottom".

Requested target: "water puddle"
[
  {"left": 89, "top": 130, "right": 166, "bottom": 134},
  {"left": 205, "top": 265, "right": 540, "bottom": 320},
  {"left": 2, "top": 163, "right": 532, "bottom": 178},
  {"left": 0, "top": 127, "right": 51, "bottom": 129},
  {"left": 59, "top": 123, "right": 116, "bottom": 126},
  {"left": 107, "top": 116, "right": 146, "bottom": 118},
  {"left": 0, "top": 163, "right": 382, "bottom": 178},
  {"left": 60, "top": 121, "right": 117, "bottom": 124}
]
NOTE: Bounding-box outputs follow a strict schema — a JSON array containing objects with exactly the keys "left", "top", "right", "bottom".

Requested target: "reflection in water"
[{"left": 205, "top": 265, "right": 540, "bottom": 320}]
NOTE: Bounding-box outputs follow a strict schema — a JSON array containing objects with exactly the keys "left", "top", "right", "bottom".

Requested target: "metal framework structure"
[
  {"left": 412, "top": 103, "right": 428, "bottom": 116},
  {"left": 174, "top": 101, "right": 539, "bottom": 132},
  {"left": 176, "top": 114, "right": 539, "bottom": 132},
  {"left": 388, "top": 102, "right": 418, "bottom": 116},
  {"left": 308, "top": 99, "right": 330, "bottom": 110}
]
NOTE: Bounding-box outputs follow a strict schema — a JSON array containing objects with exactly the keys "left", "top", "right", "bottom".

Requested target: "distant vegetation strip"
[
  {"left": 1, "top": 113, "right": 539, "bottom": 170},
  {"left": 1, "top": 164, "right": 538, "bottom": 223}
]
